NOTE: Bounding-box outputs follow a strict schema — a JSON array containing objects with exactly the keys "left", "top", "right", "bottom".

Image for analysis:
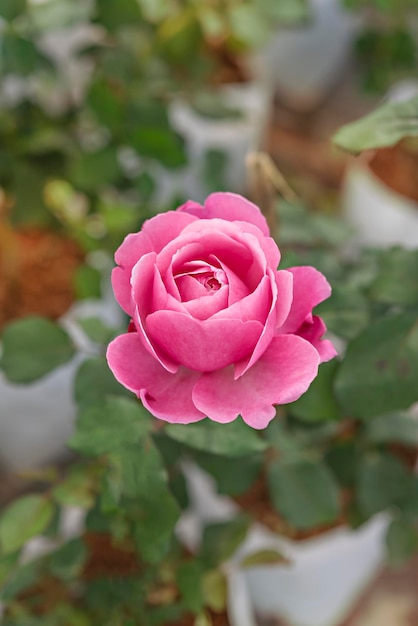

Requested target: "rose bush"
[{"left": 107, "top": 192, "right": 336, "bottom": 428}]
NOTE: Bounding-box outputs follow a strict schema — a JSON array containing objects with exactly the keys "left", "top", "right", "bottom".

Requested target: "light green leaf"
[
  {"left": 370, "top": 248, "right": 418, "bottom": 306},
  {"left": 240, "top": 548, "right": 289, "bottom": 568},
  {"left": 0, "top": 495, "right": 54, "bottom": 553},
  {"left": 70, "top": 396, "right": 151, "bottom": 456},
  {"left": 0, "top": 317, "right": 75, "bottom": 383},
  {"left": 202, "top": 569, "right": 227, "bottom": 612},
  {"left": 268, "top": 458, "right": 340, "bottom": 530},
  {"left": 333, "top": 95, "right": 418, "bottom": 153},
  {"left": 165, "top": 418, "right": 267, "bottom": 457}
]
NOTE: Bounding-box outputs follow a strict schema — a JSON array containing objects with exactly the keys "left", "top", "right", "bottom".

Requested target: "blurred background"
[{"left": 0, "top": 0, "right": 418, "bottom": 624}]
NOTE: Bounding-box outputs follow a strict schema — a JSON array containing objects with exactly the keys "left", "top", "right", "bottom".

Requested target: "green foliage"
[
  {"left": 0, "top": 317, "right": 75, "bottom": 383},
  {"left": 0, "top": 495, "right": 55, "bottom": 553},
  {"left": 165, "top": 418, "right": 267, "bottom": 457},
  {"left": 268, "top": 458, "right": 340, "bottom": 530},
  {"left": 333, "top": 95, "right": 418, "bottom": 153}
]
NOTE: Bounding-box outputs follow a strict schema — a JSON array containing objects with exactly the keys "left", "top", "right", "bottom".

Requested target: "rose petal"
[
  {"left": 113, "top": 211, "right": 197, "bottom": 314},
  {"left": 193, "top": 335, "right": 320, "bottom": 429},
  {"left": 278, "top": 266, "right": 332, "bottom": 334},
  {"left": 296, "top": 316, "right": 338, "bottom": 363},
  {"left": 146, "top": 311, "right": 263, "bottom": 372},
  {"left": 178, "top": 192, "right": 270, "bottom": 236},
  {"left": 106, "top": 333, "right": 205, "bottom": 423}
]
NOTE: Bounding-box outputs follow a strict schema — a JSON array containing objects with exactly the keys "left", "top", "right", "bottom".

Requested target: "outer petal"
[
  {"left": 178, "top": 192, "right": 270, "bottom": 236},
  {"left": 278, "top": 266, "right": 332, "bottom": 334},
  {"left": 146, "top": 311, "right": 263, "bottom": 372},
  {"left": 112, "top": 211, "right": 197, "bottom": 314},
  {"left": 193, "top": 335, "right": 320, "bottom": 429},
  {"left": 106, "top": 332, "right": 205, "bottom": 423},
  {"left": 296, "top": 315, "right": 338, "bottom": 363}
]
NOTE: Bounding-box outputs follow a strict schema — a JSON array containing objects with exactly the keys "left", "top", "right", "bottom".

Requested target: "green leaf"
[
  {"left": 0, "top": 0, "right": 26, "bottom": 21},
  {"left": 52, "top": 466, "right": 96, "bottom": 509},
  {"left": 195, "top": 452, "right": 263, "bottom": 496},
  {"left": 356, "top": 453, "right": 415, "bottom": 517},
  {"left": 289, "top": 360, "right": 341, "bottom": 423},
  {"left": 49, "top": 538, "right": 87, "bottom": 580},
  {"left": 370, "top": 248, "right": 418, "bottom": 306},
  {"left": 201, "top": 516, "right": 251, "bottom": 567},
  {"left": 0, "top": 495, "right": 54, "bottom": 553},
  {"left": 364, "top": 413, "right": 418, "bottom": 446},
  {"left": 165, "top": 419, "right": 267, "bottom": 457},
  {"left": 315, "top": 285, "right": 370, "bottom": 340},
  {"left": 130, "top": 127, "right": 187, "bottom": 168},
  {"left": 0, "top": 317, "right": 75, "bottom": 383},
  {"left": 77, "top": 317, "right": 116, "bottom": 345},
  {"left": 333, "top": 95, "right": 418, "bottom": 153},
  {"left": 240, "top": 548, "right": 289, "bottom": 568},
  {"left": 69, "top": 148, "right": 121, "bottom": 193},
  {"left": 325, "top": 440, "right": 361, "bottom": 489},
  {"left": 268, "top": 458, "right": 340, "bottom": 530},
  {"left": 74, "top": 265, "right": 102, "bottom": 300},
  {"left": 202, "top": 569, "right": 227, "bottom": 612},
  {"left": 74, "top": 357, "right": 132, "bottom": 408},
  {"left": 69, "top": 396, "right": 152, "bottom": 456},
  {"left": 177, "top": 560, "right": 205, "bottom": 613},
  {"left": 95, "top": 0, "right": 141, "bottom": 30},
  {"left": 109, "top": 440, "right": 180, "bottom": 563},
  {"left": 335, "top": 312, "right": 418, "bottom": 419},
  {"left": 0, "top": 560, "right": 41, "bottom": 602},
  {"left": 386, "top": 516, "right": 418, "bottom": 565},
  {"left": 1, "top": 31, "right": 51, "bottom": 75}
]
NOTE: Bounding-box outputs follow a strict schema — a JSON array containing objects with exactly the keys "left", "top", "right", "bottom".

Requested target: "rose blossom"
[{"left": 106, "top": 192, "right": 336, "bottom": 429}]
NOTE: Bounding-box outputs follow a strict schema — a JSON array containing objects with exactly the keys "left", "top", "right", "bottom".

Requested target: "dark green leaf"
[
  {"left": 49, "top": 538, "right": 87, "bottom": 580},
  {"left": 0, "top": 495, "right": 55, "bottom": 553},
  {"left": 195, "top": 452, "right": 262, "bottom": 496},
  {"left": 315, "top": 285, "right": 370, "bottom": 340},
  {"left": 370, "top": 248, "right": 418, "bottom": 306},
  {"left": 69, "top": 396, "right": 151, "bottom": 456},
  {"left": 335, "top": 312, "right": 418, "bottom": 419},
  {"left": 268, "top": 458, "right": 340, "bottom": 530},
  {"left": 0, "top": 317, "right": 75, "bottom": 383},
  {"left": 130, "top": 127, "right": 187, "bottom": 168},
  {"left": 74, "top": 357, "right": 132, "bottom": 408},
  {"left": 325, "top": 440, "right": 361, "bottom": 488},
  {"left": 74, "top": 265, "right": 102, "bottom": 300},
  {"left": 165, "top": 419, "right": 267, "bottom": 457},
  {"left": 69, "top": 148, "right": 121, "bottom": 192},
  {"left": 201, "top": 516, "right": 250, "bottom": 567},
  {"left": 290, "top": 360, "right": 341, "bottom": 422},
  {"left": 356, "top": 453, "right": 415, "bottom": 517},
  {"left": 333, "top": 95, "right": 418, "bottom": 153},
  {"left": 177, "top": 560, "right": 205, "bottom": 613},
  {"left": 1, "top": 32, "right": 51, "bottom": 75},
  {"left": 364, "top": 413, "right": 418, "bottom": 446},
  {"left": 386, "top": 516, "right": 418, "bottom": 565}
]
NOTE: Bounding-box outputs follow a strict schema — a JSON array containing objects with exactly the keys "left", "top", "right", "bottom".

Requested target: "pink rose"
[{"left": 106, "top": 192, "right": 336, "bottom": 429}]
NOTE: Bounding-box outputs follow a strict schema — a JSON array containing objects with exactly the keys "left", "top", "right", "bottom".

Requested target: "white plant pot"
[
  {"left": 262, "top": 0, "right": 359, "bottom": 112},
  {"left": 159, "top": 66, "right": 272, "bottom": 205},
  {"left": 0, "top": 294, "right": 122, "bottom": 472},
  {"left": 342, "top": 162, "right": 418, "bottom": 249},
  {"left": 181, "top": 462, "right": 389, "bottom": 626}
]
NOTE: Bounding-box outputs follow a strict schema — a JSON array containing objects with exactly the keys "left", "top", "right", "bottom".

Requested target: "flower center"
[{"left": 197, "top": 272, "right": 223, "bottom": 292}]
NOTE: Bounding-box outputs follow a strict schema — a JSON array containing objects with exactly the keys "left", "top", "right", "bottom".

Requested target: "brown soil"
[
  {"left": 82, "top": 532, "right": 141, "bottom": 579},
  {"left": 369, "top": 142, "right": 418, "bottom": 204},
  {"left": 0, "top": 228, "right": 84, "bottom": 331},
  {"left": 167, "top": 609, "right": 230, "bottom": 626}
]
